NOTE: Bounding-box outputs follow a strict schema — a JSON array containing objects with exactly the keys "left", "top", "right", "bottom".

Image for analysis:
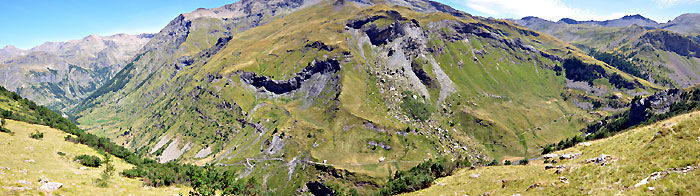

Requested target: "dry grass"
[
  {"left": 0, "top": 119, "right": 190, "bottom": 195},
  {"left": 402, "top": 111, "right": 700, "bottom": 196}
]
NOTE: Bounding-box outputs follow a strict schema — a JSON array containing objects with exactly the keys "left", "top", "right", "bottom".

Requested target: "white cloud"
[
  {"left": 653, "top": 0, "right": 699, "bottom": 6},
  {"left": 458, "top": 0, "right": 631, "bottom": 21}
]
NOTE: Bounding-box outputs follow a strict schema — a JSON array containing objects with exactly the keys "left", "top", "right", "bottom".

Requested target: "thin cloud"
[{"left": 459, "top": 0, "right": 631, "bottom": 21}]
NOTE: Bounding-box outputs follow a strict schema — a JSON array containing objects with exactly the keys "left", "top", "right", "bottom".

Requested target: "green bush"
[
  {"left": 29, "top": 130, "right": 44, "bottom": 139},
  {"left": 400, "top": 91, "right": 433, "bottom": 121},
  {"left": 519, "top": 159, "right": 529, "bottom": 165},
  {"left": 378, "top": 157, "right": 471, "bottom": 195},
  {"left": 75, "top": 154, "right": 102, "bottom": 167},
  {"left": 57, "top": 152, "right": 66, "bottom": 156},
  {"left": 504, "top": 160, "right": 512, "bottom": 165}
]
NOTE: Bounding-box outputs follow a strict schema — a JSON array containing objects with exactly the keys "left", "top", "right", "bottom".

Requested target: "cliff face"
[{"left": 0, "top": 34, "right": 153, "bottom": 112}]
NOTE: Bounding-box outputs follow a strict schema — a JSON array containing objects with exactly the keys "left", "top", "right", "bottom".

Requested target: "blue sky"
[{"left": 1, "top": 0, "right": 699, "bottom": 49}]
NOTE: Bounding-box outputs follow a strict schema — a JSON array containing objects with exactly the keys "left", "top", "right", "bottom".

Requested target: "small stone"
[
  {"left": 470, "top": 173, "right": 480, "bottom": 178},
  {"left": 17, "top": 180, "right": 31, "bottom": 185},
  {"left": 24, "top": 159, "right": 35, "bottom": 163},
  {"left": 648, "top": 187, "right": 655, "bottom": 191},
  {"left": 79, "top": 167, "right": 87, "bottom": 170},
  {"left": 39, "top": 182, "right": 62, "bottom": 191}
]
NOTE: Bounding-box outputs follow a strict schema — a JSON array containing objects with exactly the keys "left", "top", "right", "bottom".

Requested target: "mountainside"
[
  {"left": 558, "top": 14, "right": 659, "bottom": 28},
  {"left": 514, "top": 14, "right": 700, "bottom": 88},
  {"left": 402, "top": 108, "right": 700, "bottom": 195},
  {"left": 0, "top": 33, "right": 153, "bottom": 112},
  {"left": 68, "top": 1, "right": 661, "bottom": 193}
]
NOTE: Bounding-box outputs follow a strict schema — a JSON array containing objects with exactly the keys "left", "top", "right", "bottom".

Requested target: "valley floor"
[
  {"left": 0, "top": 119, "right": 190, "bottom": 195},
  {"left": 402, "top": 111, "right": 700, "bottom": 196}
]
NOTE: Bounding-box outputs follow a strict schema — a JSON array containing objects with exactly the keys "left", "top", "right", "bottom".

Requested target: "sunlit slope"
[
  {"left": 73, "top": 0, "right": 658, "bottom": 188},
  {"left": 0, "top": 119, "right": 189, "bottom": 195},
  {"left": 403, "top": 110, "right": 700, "bottom": 196}
]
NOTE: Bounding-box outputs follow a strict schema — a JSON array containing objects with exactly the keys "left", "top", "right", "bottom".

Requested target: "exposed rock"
[
  {"left": 543, "top": 153, "right": 558, "bottom": 160},
  {"left": 559, "top": 152, "right": 582, "bottom": 160},
  {"left": 368, "top": 141, "right": 391, "bottom": 150},
  {"left": 584, "top": 154, "right": 617, "bottom": 166},
  {"left": 39, "top": 182, "right": 62, "bottom": 192},
  {"left": 194, "top": 146, "right": 212, "bottom": 159},
  {"left": 240, "top": 58, "right": 340, "bottom": 94},
  {"left": 151, "top": 135, "right": 173, "bottom": 154},
  {"left": 470, "top": 173, "right": 480, "bottom": 178},
  {"left": 634, "top": 165, "right": 696, "bottom": 187},
  {"left": 159, "top": 136, "right": 194, "bottom": 163}
]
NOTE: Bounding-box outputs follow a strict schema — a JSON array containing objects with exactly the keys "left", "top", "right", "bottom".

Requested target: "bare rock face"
[{"left": 39, "top": 182, "right": 62, "bottom": 192}]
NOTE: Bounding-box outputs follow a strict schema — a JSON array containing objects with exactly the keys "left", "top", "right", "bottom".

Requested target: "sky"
[{"left": 1, "top": 0, "right": 699, "bottom": 49}]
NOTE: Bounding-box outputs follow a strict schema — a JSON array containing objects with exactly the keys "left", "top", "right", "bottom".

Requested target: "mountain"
[
  {"left": 66, "top": 0, "right": 662, "bottom": 193},
  {"left": 659, "top": 13, "right": 700, "bottom": 35},
  {"left": 514, "top": 14, "right": 700, "bottom": 88},
  {"left": 0, "top": 33, "right": 153, "bottom": 112},
  {"left": 558, "top": 14, "right": 659, "bottom": 28}
]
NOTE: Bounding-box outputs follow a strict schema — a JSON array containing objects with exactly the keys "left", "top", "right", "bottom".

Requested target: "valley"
[{"left": 1, "top": 0, "right": 700, "bottom": 195}]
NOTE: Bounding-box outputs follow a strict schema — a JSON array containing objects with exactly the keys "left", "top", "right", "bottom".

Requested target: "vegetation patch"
[
  {"left": 29, "top": 129, "right": 44, "bottom": 139},
  {"left": 75, "top": 154, "right": 103, "bottom": 167},
  {"left": 400, "top": 91, "right": 433, "bottom": 121},
  {"left": 378, "top": 157, "right": 471, "bottom": 195}
]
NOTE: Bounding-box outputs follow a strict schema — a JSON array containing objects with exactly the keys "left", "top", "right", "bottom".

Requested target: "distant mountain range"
[
  {"left": 0, "top": 33, "right": 153, "bottom": 113},
  {"left": 516, "top": 13, "right": 700, "bottom": 35},
  {"left": 514, "top": 14, "right": 700, "bottom": 88}
]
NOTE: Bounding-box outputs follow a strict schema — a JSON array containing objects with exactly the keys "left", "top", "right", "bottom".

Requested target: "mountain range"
[
  {"left": 0, "top": 33, "right": 153, "bottom": 113},
  {"left": 514, "top": 14, "right": 700, "bottom": 88},
  {"left": 2, "top": 0, "right": 700, "bottom": 195}
]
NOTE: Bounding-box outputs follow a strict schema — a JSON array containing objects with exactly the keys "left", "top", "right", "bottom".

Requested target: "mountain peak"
[
  {"left": 620, "top": 14, "right": 649, "bottom": 20},
  {"left": 558, "top": 18, "right": 581, "bottom": 24}
]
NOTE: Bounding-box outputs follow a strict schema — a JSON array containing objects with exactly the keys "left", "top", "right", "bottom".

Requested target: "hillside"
[
  {"left": 514, "top": 15, "right": 700, "bottom": 88},
  {"left": 0, "top": 33, "right": 153, "bottom": 112},
  {"left": 402, "top": 109, "right": 700, "bottom": 195},
  {"left": 66, "top": 0, "right": 661, "bottom": 193},
  {"left": 0, "top": 119, "right": 189, "bottom": 195}
]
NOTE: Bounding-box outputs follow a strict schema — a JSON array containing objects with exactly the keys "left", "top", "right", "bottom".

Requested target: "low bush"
[
  {"left": 378, "top": 157, "right": 471, "bottom": 195},
  {"left": 29, "top": 130, "right": 44, "bottom": 139},
  {"left": 75, "top": 154, "right": 102, "bottom": 167}
]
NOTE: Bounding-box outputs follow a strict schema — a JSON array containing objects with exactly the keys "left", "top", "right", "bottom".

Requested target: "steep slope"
[
  {"left": 402, "top": 109, "right": 700, "bottom": 196},
  {"left": 0, "top": 33, "right": 153, "bottom": 112},
  {"left": 72, "top": 0, "right": 656, "bottom": 192},
  {"left": 659, "top": 13, "right": 700, "bottom": 36},
  {"left": 0, "top": 85, "right": 190, "bottom": 195},
  {"left": 515, "top": 15, "right": 700, "bottom": 88},
  {"left": 0, "top": 119, "right": 189, "bottom": 195}
]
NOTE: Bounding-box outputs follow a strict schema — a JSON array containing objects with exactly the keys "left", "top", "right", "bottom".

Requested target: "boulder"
[
  {"left": 40, "top": 182, "right": 62, "bottom": 191},
  {"left": 559, "top": 152, "right": 581, "bottom": 160}
]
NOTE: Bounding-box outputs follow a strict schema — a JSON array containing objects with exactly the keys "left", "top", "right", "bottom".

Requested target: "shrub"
[
  {"left": 378, "top": 157, "right": 471, "bottom": 195},
  {"left": 29, "top": 130, "right": 44, "bottom": 139},
  {"left": 400, "top": 91, "right": 433, "bottom": 121},
  {"left": 519, "top": 159, "right": 529, "bottom": 165},
  {"left": 57, "top": 152, "right": 66, "bottom": 156},
  {"left": 75, "top": 154, "right": 102, "bottom": 167},
  {"left": 96, "top": 153, "right": 115, "bottom": 187},
  {"left": 504, "top": 160, "right": 512, "bottom": 165}
]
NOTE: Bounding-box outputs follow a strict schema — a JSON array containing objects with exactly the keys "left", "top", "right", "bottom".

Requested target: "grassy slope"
[
  {"left": 0, "top": 119, "right": 190, "bottom": 195},
  {"left": 71, "top": 3, "right": 661, "bottom": 194},
  {"left": 76, "top": 0, "right": 655, "bottom": 173},
  {"left": 402, "top": 110, "right": 700, "bottom": 196}
]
